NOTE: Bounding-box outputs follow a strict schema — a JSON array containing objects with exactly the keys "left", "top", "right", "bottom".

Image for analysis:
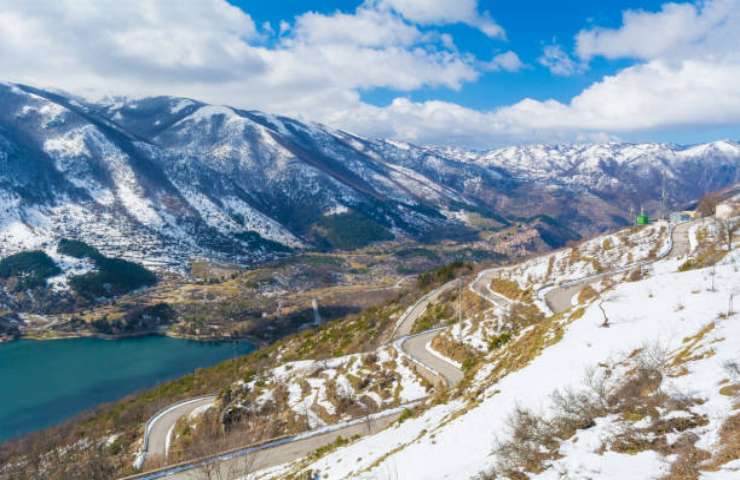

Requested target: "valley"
[
  {"left": 0, "top": 81, "right": 739, "bottom": 479},
  {"left": 2, "top": 196, "right": 737, "bottom": 479},
  {"left": 3, "top": 1, "right": 740, "bottom": 479},
  {"left": 1, "top": 81, "right": 738, "bottom": 345}
]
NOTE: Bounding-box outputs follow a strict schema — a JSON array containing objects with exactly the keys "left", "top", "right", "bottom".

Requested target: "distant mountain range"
[{"left": 1, "top": 82, "right": 738, "bottom": 268}]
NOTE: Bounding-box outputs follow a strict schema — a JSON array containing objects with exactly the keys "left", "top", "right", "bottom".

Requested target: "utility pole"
[{"left": 660, "top": 170, "right": 668, "bottom": 221}]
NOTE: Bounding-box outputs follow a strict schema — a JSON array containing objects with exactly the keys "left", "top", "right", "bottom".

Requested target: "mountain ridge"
[{"left": 1, "top": 82, "right": 738, "bottom": 269}]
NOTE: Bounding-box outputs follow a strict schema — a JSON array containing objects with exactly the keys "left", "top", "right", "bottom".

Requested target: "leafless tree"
[
  {"left": 598, "top": 301, "right": 609, "bottom": 328},
  {"left": 362, "top": 403, "right": 374, "bottom": 434},
  {"left": 728, "top": 290, "right": 738, "bottom": 316}
]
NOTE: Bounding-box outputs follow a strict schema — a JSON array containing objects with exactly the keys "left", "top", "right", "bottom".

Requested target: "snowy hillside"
[
  {"left": 1, "top": 82, "right": 738, "bottom": 269},
  {"left": 253, "top": 216, "right": 740, "bottom": 479}
]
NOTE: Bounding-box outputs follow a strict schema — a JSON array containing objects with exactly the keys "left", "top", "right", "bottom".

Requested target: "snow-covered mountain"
[{"left": 1, "top": 82, "right": 738, "bottom": 267}]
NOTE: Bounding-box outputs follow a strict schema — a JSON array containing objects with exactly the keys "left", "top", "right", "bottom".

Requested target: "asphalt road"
[
  {"left": 391, "top": 279, "right": 460, "bottom": 339},
  {"left": 469, "top": 268, "right": 512, "bottom": 308},
  {"left": 400, "top": 330, "right": 464, "bottom": 388},
  {"left": 544, "top": 284, "right": 583, "bottom": 314},
  {"left": 145, "top": 396, "right": 216, "bottom": 462},
  {"left": 134, "top": 412, "right": 402, "bottom": 480},
  {"left": 544, "top": 221, "right": 694, "bottom": 314},
  {"left": 668, "top": 221, "right": 692, "bottom": 259}
]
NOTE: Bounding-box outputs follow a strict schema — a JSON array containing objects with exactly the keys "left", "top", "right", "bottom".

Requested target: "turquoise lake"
[{"left": 0, "top": 336, "right": 254, "bottom": 442}]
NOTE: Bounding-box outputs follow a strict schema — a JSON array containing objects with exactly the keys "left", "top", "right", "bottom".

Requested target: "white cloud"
[
  {"left": 0, "top": 0, "right": 265, "bottom": 85},
  {"left": 0, "top": 0, "right": 738, "bottom": 147},
  {"left": 500, "top": 60, "right": 740, "bottom": 131},
  {"left": 326, "top": 97, "right": 614, "bottom": 147},
  {"left": 576, "top": 0, "right": 737, "bottom": 61},
  {"left": 538, "top": 44, "right": 584, "bottom": 76},
  {"left": 371, "top": 0, "right": 505, "bottom": 38},
  {"left": 279, "top": 20, "right": 290, "bottom": 35},
  {"left": 290, "top": 7, "right": 422, "bottom": 48},
  {"left": 485, "top": 51, "right": 524, "bottom": 72},
  {"left": 0, "top": 0, "right": 479, "bottom": 115}
]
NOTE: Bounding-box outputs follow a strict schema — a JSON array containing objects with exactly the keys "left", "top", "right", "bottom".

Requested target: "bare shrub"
[
  {"left": 493, "top": 407, "right": 558, "bottom": 477},
  {"left": 661, "top": 432, "right": 711, "bottom": 480},
  {"left": 548, "top": 387, "right": 604, "bottom": 440},
  {"left": 485, "top": 343, "right": 710, "bottom": 479}
]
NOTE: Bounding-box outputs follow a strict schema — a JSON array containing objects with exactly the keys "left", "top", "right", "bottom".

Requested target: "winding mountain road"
[
  {"left": 390, "top": 279, "right": 460, "bottom": 339},
  {"left": 398, "top": 329, "right": 464, "bottom": 388},
  {"left": 127, "top": 280, "right": 464, "bottom": 479},
  {"left": 543, "top": 221, "right": 693, "bottom": 314},
  {"left": 469, "top": 268, "right": 514, "bottom": 309},
  {"left": 128, "top": 222, "right": 693, "bottom": 479},
  {"left": 146, "top": 397, "right": 216, "bottom": 462},
  {"left": 124, "top": 410, "right": 405, "bottom": 480}
]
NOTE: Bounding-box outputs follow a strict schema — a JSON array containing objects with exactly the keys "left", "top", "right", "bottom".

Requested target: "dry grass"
[
  {"left": 431, "top": 333, "right": 479, "bottom": 371},
  {"left": 719, "top": 384, "right": 740, "bottom": 397},
  {"left": 678, "top": 245, "right": 727, "bottom": 272},
  {"left": 704, "top": 413, "right": 740, "bottom": 470},
  {"left": 577, "top": 285, "right": 598, "bottom": 303},
  {"left": 489, "top": 278, "right": 533, "bottom": 302},
  {"left": 672, "top": 323, "right": 715, "bottom": 367},
  {"left": 626, "top": 267, "right": 645, "bottom": 282},
  {"left": 581, "top": 256, "right": 605, "bottom": 274},
  {"left": 660, "top": 433, "right": 711, "bottom": 480}
]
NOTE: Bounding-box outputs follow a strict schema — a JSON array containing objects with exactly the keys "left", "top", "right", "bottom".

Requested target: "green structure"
[{"left": 636, "top": 213, "right": 650, "bottom": 225}]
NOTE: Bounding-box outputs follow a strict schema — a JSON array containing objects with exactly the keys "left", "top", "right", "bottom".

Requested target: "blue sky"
[
  {"left": 2, "top": 0, "right": 738, "bottom": 147},
  {"left": 237, "top": 0, "right": 654, "bottom": 106}
]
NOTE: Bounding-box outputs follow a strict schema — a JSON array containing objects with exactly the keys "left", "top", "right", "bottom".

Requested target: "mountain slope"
[
  {"left": 1, "top": 82, "right": 738, "bottom": 269},
  {"left": 267, "top": 218, "right": 740, "bottom": 480}
]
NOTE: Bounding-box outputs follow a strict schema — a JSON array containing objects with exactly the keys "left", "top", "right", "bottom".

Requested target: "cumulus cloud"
[
  {"left": 0, "top": 0, "right": 738, "bottom": 147},
  {"left": 500, "top": 60, "right": 740, "bottom": 131},
  {"left": 327, "top": 97, "right": 615, "bottom": 147},
  {"left": 0, "top": 0, "right": 265, "bottom": 87},
  {"left": 0, "top": 0, "right": 480, "bottom": 116},
  {"left": 371, "top": 0, "right": 505, "bottom": 38},
  {"left": 334, "top": 0, "right": 740, "bottom": 146},
  {"left": 576, "top": 0, "right": 737, "bottom": 61},
  {"left": 290, "top": 7, "right": 422, "bottom": 48},
  {"left": 484, "top": 51, "right": 524, "bottom": 72}
]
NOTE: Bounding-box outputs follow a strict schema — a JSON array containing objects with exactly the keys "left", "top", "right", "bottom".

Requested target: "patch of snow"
[{"left": 170, "top": 99, "right": 195, "bottom": 114}]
